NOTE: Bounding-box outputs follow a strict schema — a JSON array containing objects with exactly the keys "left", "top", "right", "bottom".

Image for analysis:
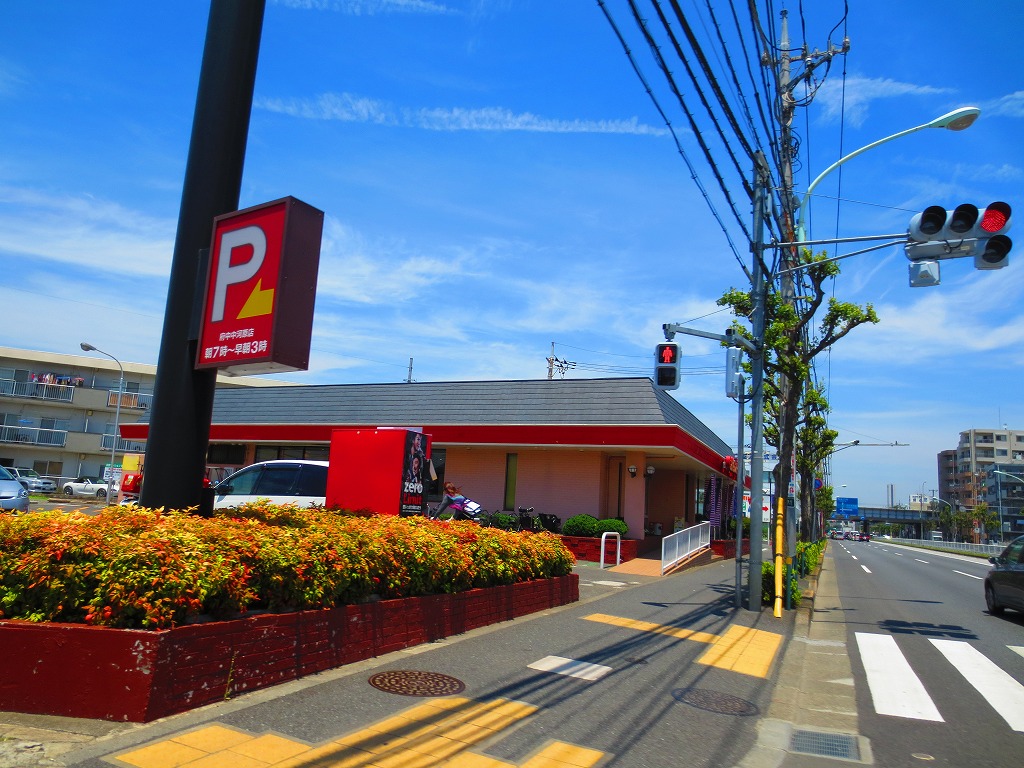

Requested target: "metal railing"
[
  {"left": 0, "top": 378, "right": 76, "bottom": 403},
  {"left": 0, "top": 425, "right": 68, "bottom": 447},
  {"left": 661, "top": 521, "right": 711, "bottom": 575},
  {"left": 100, "top": 434, "right": 147, "bottom": 454},
  {"left": 888, "top": 536, "right": 1006, "bottom": 558}
]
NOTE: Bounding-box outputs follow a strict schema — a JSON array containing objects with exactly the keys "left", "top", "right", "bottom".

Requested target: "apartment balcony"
[
  {"left": 0, "top": 378, "right": 76, "bottom": 403},
  {"left": 0, "top": 424, "right": 68, "bottom": 448},
  {"left": 0, "top": 378, "right": 152, "bottom": 411}
]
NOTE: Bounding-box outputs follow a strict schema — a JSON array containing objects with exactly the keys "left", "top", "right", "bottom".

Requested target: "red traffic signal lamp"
[{"left": 654, "top": 342, "right": 680, "bottom": 391}]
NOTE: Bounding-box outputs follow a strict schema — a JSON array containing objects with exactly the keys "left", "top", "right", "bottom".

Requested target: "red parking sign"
[{"left": 196, "top": 197, "right": 323, "bottom": 375}]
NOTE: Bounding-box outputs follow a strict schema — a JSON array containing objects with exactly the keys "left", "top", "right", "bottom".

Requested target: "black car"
[{"left": 985, "top": 535, "right": 1024, "bottom": 616}]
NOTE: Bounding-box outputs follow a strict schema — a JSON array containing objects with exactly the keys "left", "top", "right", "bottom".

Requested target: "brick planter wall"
[
  {"left": 559, "top": 535, "right": 638, "bottom": 563},
  {"left": 0, "top": 574, "right": 578, "bottom": 723},
  {"left": 711, "top": 539, "right": 751, "bottom": 559}
]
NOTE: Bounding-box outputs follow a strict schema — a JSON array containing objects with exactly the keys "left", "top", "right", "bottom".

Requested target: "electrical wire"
[{"left": 595, "top": 0, "right": 750, "bottom": 275}]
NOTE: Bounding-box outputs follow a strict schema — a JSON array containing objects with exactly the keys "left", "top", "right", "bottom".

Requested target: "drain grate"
[
  {"left": 368, "top": 670, "right": 466, "bottom": 697},
  {"left": 790, "top": 730, "right": 860, "bottom": 761}
]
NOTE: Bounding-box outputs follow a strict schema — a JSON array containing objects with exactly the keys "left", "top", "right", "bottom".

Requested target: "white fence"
[{"left": 661, "top": 521, "right": 711, "bottom": 575}]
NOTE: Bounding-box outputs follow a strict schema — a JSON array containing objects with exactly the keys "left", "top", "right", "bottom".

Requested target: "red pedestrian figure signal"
[{"left": 654, "top": 342, "right": 681, "bottom": 391}]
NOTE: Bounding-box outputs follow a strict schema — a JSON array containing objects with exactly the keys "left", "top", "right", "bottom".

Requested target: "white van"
[{"left": 212, "top": 460, "right": 329, "bottom": 510}]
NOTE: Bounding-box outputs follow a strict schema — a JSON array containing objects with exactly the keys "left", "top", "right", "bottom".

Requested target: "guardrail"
[
  {"left": 888, "top": 536, "right": 1006, "bottom": 558},
  {"left": 661, "top": 521, "right": 711, "bottom": 575}
]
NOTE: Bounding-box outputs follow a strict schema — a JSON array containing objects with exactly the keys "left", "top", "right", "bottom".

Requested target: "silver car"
[
  {"left": 9, "top": 467, "right": 57, "bottom": 494},
  {"left": 0, "top": 466, "right": 30, "bottom": 513}
]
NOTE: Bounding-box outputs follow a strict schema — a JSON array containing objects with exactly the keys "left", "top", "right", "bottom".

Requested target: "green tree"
[{"left": 718, "top": 249, "right": 878, "bottom": 541}]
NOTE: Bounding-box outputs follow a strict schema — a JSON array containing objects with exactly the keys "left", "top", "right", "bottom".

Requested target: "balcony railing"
[
  {"left": 0, "top": 378, "right": 75, "bottom": 403},
  {"left": 100, "top": 434, "right": 147, "bottom": 454},
  {"left": 106, "top": 390, "right": 153, "bottom": 410},
  {"left": 0, "top": 425, "right": 68, "bottom": 447}
]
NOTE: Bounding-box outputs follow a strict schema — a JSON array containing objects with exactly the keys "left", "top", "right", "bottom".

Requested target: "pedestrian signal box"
[{"left": 654, "top": 342, "right": 681, "bottom": 391}]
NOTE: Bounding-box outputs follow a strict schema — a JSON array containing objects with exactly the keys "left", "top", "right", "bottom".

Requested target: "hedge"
[{"left": 0, "top": 501, "right": 576, "bottom": 630}]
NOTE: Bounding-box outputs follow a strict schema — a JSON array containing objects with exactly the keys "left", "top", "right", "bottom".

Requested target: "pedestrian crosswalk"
[{"left": 855, "top": 632, "right": 1024, "bottom": 733}]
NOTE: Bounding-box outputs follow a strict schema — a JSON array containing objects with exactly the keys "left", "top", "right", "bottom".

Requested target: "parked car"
[
  {"left": 985, "top": 535, "right": 1024, "bottom": 616},
  {"left": 62, "top": 477, "right": 115, "bottom": 499},
  {"left": 212, "top": 460, "right": 329, "bottom": 510},
  {"left": 8, "top": 467, "right": 57, "bottom": 493},
  {"left": 0, "top": 466, "right": 30, "bottom": 513}
]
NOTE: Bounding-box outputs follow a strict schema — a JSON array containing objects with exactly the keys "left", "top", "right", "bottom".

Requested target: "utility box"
[{"left": 327, "top": 428, "right": 430, "bottom": 516}]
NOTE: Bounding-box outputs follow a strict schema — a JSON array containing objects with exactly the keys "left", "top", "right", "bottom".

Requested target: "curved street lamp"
[
  {"left": 80, "top": 343, "right": 124, "bottom": 500},
  {"left": 796, "top": 106, "right": 981, "bottom": 242}
]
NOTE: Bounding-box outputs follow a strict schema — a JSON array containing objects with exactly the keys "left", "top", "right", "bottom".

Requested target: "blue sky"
[{"left": 2, "top": 0, "right": 1022, "bottom": 508}]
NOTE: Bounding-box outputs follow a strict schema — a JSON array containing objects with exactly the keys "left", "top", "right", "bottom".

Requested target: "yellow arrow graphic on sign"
[
  {"left": 115, "top": 697, "right": 607, "bottom": 768},
  {"left": 237, "top": 278, "right": 274, "bottom": 319}
]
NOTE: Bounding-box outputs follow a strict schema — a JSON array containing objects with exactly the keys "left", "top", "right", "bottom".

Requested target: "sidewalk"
[
  {"left": 738, "top": 543, "right": 871, "bottom": 767},
  {"left": 0, "top": 546, "right": 866, "bottom": 768}
]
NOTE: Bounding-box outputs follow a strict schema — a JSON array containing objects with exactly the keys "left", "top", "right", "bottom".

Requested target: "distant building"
[
  {"left": 935, "top": 428, "right": 1024, "bottom": 538},
  {"left": 0, "top": 346, "right": 287, "bottom": 486}
]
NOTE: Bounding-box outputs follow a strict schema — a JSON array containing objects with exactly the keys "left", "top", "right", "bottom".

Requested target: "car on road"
[
  {"left": 0, "top": 466, "right": 30, "bottom": 513},
  {"left": 985, "top": 534, "right": 1024, "bottom": 616},
  {"left": 8, "top": 467, "right": 57, "bottom": 494},
  {"left": 212, "top": 460, "right": 329, "bottom": 510},
  {"left": 857, "top": 532, "right": 870, "bottom": 541},
  {"left": 62, "top": 477, "right": 115, "bottom": 499}
]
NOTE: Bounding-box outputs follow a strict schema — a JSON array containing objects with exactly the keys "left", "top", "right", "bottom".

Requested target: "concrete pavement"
[{"left": 0, "top": 544, "right": 870, "bottom": 768}]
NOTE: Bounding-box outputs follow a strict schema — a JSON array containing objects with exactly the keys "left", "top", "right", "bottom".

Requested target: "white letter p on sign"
[{"left": 211, "top": 225, "right": 267, "bottom": 322}]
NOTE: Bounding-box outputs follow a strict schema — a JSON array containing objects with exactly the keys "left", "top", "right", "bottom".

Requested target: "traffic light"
[
  {"left": 905, "top": 201, "right": 1012, "bottom": 269},
  {"left": 654, "top": 342, "right": 680, "bottom": 391}
]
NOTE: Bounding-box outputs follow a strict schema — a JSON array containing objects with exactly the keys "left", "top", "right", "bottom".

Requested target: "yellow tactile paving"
[
  {"left": 582, "top": 612, "right": 719, "bottom": 645},
  {"left": 112, "top": 696, "right": 607, "bottom": 768},
  {"left": 696, "top": 623, "right": 783, "bottom": 678},
  {"left": 582, "top": 612, "right": 782, "bottom": 679}
]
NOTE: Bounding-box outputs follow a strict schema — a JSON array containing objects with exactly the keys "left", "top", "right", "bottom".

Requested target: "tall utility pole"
[
  {"left": 746, "top": 151, "right": 771, "bottom": 611},
  {"left": 761, "top": 10, "right": 849, "bottom": 589},
  {"left": 141, "top": 1, "right": 266, "bottom": 510}
]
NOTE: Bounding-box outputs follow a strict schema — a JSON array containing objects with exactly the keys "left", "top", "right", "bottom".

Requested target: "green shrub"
[
  {"left": 486, "top": 513, "right": 518, "bottom": 531},
  {"left": 594, "top": 518, "right": 628, "bottom": 537},
  {"left": 0, "top": 503, "right": 576, "bottom": 629},
  {"left": 561, "top": 514, "right": 599, "bottom": 537},
  {"left": 760, "top": 561, "right": 802, "bottom": 607}
]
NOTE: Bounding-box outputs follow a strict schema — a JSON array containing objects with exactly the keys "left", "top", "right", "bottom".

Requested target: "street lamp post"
[
  {"left": 80, "top": 343, "right": 124, "bottom": 500},
  {"left": 796, "top": 107, "right": 981, "bottom": 241},
  {"left": 929, "top": 496, "right": 953, "bottom": 541}
]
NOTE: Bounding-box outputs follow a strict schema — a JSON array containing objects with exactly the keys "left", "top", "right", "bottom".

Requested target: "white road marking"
[
  {"left": 590, "top": 580, "right": 628, "bottom": 587},
  {"left": 861, "top": 565, "right": 871, "bottom": 573},
  {"left": 851, "top": 555, "right": 858, "bottom": 560},
  {"left": 915, "top": 559, "right": 929, "bottom": 564},
  {"left": 1010, "top": 646, "right": 1024, "bottom": 661},
  {"left": 855, "top": 633, "right": 943, "bottom": 721},
  {"left": 894, "top": 552, "right": 903, "bottom": 556},
  {"left": 931, "top": 640, "right": 1024, "bottom": 732},
  {"left": 528, "top": 655, "right": 612, "bottom": 681},
  {"left": 953, "top": 570, "right": 983, "bottom": 580}
]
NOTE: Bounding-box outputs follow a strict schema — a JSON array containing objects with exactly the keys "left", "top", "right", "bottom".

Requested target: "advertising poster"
[{"left": 400, "top": 431, "right": 429, "bottom": 516}]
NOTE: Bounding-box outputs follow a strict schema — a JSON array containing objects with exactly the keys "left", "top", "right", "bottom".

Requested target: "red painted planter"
[
  {"left": 0, "top": 574, "right": 578, "bottom": 723},
  {"left": 710, "top": 539, "right": 751, "bottom": 559},
  {"left": 559, "top": 535, "right": 638, "bottom": 563}
]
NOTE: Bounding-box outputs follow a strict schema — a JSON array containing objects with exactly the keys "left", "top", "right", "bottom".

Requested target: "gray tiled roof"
[{"left": 203, "top": 377, "right": 730, "bottom": 455}]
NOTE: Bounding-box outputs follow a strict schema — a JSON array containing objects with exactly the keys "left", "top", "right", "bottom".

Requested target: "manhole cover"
[
  {"left": 790, "top": 730, "right": 861, "bottom": 761},
  {"left": 368, "top": 670, "right": 466, "bottom": 697},
  {"left": 672, "top": 688, "right": 759, "bottom": 716}
]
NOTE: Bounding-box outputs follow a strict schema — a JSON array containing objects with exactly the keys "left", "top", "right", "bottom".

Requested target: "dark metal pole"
[{"left": 140, "top": 0, "right": 266, "bottom": 510}]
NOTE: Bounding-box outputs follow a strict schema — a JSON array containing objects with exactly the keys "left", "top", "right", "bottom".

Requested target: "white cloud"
[
  {"left": 983, "top": 90, "right": 1024, "bottom": 118},
  {"left": 273, "top": 0, "right": 455, "bottom": 15},
  {"left": 816, "top": 75, "right": 952, "bottom": 128},
  {"left": 256, "top": 92, "right": 668, "bottom": 135}
]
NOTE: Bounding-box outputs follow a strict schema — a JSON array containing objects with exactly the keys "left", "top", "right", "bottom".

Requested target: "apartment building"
[
  {"left": 0, "top": 346, "right": 285, "bottom": 487},
  {"left": 939, "top": 428, "right": 1024, "bottom": 537}
]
